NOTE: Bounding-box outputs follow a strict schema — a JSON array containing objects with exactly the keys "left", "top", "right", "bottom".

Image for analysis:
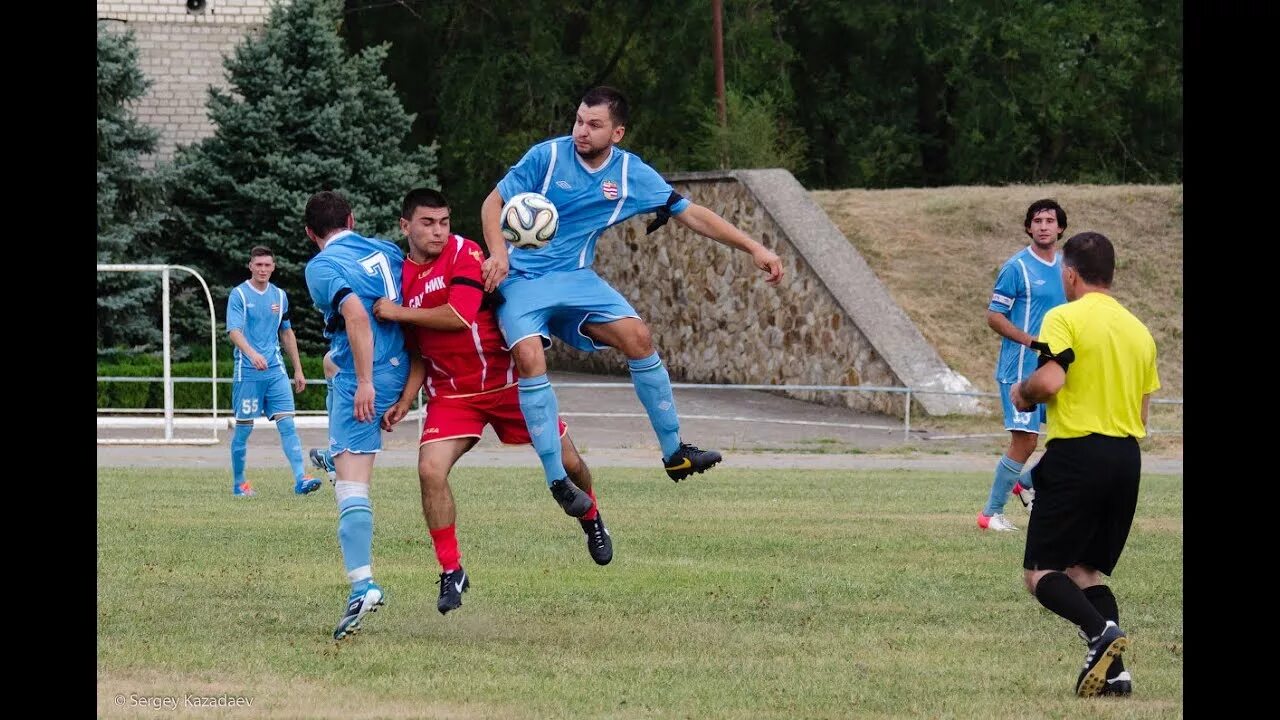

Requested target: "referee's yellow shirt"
[{"left": 1039, "top": 292, "right": 1160, "bottom": 441}]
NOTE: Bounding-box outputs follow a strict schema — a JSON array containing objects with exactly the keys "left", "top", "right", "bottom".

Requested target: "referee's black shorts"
[{"left": 1023, "top": 433, "right": 1141, "bottom": 575}]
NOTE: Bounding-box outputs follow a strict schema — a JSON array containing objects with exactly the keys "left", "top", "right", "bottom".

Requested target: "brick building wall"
[{"left": 97, "top": 1, "right": 280, "bottom": 165}]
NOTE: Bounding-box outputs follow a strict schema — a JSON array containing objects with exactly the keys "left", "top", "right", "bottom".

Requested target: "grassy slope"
[{"left": 811, "top": 185, "right": 1183, "bottom": 401}]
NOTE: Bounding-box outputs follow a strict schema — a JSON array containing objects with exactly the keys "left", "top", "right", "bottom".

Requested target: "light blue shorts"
[
  {"left": 496, "top": 269, "right": 640, "bottom": 352},
  {"left": 1000, "top": 382, "right": 1046, "bottom": 433},
  {"left": 232, "top": 372, "right": 295, "bottom": 421},
  {"left": 328, "top": 361, "right": 409, "bottom": 455}
]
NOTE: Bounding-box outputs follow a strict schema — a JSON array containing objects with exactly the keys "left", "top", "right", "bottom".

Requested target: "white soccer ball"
[{"left": 500, "top": 192, "right": 559, "bottom": 250}]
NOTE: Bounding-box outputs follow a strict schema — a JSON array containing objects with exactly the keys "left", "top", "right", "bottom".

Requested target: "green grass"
[{"left": 98, "top": 467, "right": 1182, "bottom": 718}]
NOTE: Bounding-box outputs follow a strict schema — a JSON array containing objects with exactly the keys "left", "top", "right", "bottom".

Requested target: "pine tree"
[
  {"left": 97, "top": 23, "right": 168, "bottom": 354},
  {"left": 169, "top": 0, "right": 437, "bottom": 355}
]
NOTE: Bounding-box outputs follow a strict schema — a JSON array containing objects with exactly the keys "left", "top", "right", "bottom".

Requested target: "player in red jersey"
[{"left": 374, "top": 188, "right": 611, "bottom": 615}]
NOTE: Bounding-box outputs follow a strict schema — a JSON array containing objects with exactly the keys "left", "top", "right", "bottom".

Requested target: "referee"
[{"left": 1010, "top": 231, "right": 1160, "bottom": 698}]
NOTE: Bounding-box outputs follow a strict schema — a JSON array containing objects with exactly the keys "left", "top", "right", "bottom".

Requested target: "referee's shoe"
[
  {"left": 1100, "top": 671, "right": 1133, "bottom": 696},
  {"left": 1076, "top": 621, "right": 1128, "bottom": 697}
]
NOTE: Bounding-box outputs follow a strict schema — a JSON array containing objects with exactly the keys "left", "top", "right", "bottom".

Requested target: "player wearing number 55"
[
  {"left": 303, "top": 190, "right": 411, "bottom": 641},
  {"left": 225, "top": 245, "right": 320, "bottom": 498}
]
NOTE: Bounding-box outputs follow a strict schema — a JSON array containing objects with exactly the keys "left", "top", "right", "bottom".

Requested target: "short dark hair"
[
  {"left": 249, "top": 246, "right": 273, "bottom": 260},
  {"left": 1024, "top": 199, "right": 1067, "bottom": 239},
  {"left": 1062, "top": 231, "right": 1115, "bottom": 287},
  {"left": 580, "top": 85, "right": 629, "bottom": 127},
  {"left": 401, "top": 187, "right": 449, "bottom": 220},
  {"left": 304, "top": 191, "right": 353, "bottom": 237}
]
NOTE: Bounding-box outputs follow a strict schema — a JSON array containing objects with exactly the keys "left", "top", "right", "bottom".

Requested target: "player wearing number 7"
[{"left": 303, "top": 190, "right": 411, "bottom": 641}]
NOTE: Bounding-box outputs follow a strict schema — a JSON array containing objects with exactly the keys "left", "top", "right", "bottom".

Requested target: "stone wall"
[
  {"left": 97, "top": 1, "right": 278, "bottom": 166},
  {"left": 544, "top": 170, "right": 981, "bottom": 418}
]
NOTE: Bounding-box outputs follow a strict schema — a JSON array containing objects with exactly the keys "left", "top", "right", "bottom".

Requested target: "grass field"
[{"left": 99, "top": 467, "right": 1182, "bottom": 719}]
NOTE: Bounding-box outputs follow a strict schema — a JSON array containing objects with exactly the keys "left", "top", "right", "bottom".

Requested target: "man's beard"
[{"left": 576, "top": 144, "right": 608, "bottom": 162}]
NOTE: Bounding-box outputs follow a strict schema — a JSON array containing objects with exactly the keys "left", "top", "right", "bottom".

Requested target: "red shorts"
[{"left": 420, "top": 385, "right": 568, "bottom": 445}]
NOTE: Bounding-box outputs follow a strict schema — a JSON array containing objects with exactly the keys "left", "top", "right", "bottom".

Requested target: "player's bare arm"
[
  {"left": 340, "top": 296, "right": 376, "bottom": 423},
  {"left": 227, "top": 329, "right": 268, "bottom": 370},
  {"left": 986, "top": 311, "right": 1036, "bottom": 347},
  {"left": 1012, "top": 361, "right": 1066, "bottom": 411},
  {"left": 671, "top": 203, "right": 783, "bottom": 285},
  {"left": 373, "top": 297, "right": 468, "bottom": 331},
  {"left": 279, "top": 327, "right": 306, "bottom": 393},
  {"left": 381, "top": 353, "right": 426, "bottom": 432},
  {"left": 480, "top": 189, "right": 510, "bottom": 292}
]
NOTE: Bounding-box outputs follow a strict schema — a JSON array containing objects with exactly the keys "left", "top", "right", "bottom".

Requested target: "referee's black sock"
[
  {"left": 1083, "top": 584, "right": 1126, "bottom": 675},
  {"left": 1034, "top": 572, "right": 1108, "bottom": 639},
  {"left": 1082, "top": 584, "right": 1120, "bottom": 625}
]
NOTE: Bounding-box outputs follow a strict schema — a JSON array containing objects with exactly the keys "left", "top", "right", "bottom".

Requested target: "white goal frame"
[{"left": 96, "top": 264, "right": 220, "bottom": 445}]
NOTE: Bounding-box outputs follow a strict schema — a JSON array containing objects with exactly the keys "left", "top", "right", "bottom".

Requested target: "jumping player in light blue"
[
  {"left": 978, "top": 199, "right": 1069, "bottom": 532},
  {"left": 303, "top": 191, "right": 410, "bottom": 640},
  {"left": 225, "top": 246, "right": 319, "bottom": 498},
  {"left": 479, "top": 86, "right": 784, "bottom": 518}
]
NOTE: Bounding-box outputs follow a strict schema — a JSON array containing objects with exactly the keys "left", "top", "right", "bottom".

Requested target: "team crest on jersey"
[
  {"left": 270, "top": 303, "right": 280, "bottom": 313},
  {"left": 601, "top": 179, "right": 619, "bottom": 200},
  {"left": 468, "top": 249, "right": 484, "bottom": 263}
]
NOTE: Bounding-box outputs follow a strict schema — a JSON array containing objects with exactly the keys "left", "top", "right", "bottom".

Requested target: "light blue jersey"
[
  {"left": 226, "top": 280, "right": 290, "bottom": 382},
  {"left": 496, "top": 136, "right": 691, "bottom": 278},
  {"left": 306, "top": 230, "right": 410, "bottom": 454},
  {"left": 988, "top": 247, "right": 1067, "bottom": 383},
  {"left": 304, "top": 230, "right": 409, "bottom": 374}
]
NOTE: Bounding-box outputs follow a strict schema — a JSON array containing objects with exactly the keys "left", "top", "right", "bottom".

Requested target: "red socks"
[
  {"left": 581, "top": 489, "right": 599, "bottom": 521},
  {"left": 429, "top": 524, "right": 461, "bottom": 572}
]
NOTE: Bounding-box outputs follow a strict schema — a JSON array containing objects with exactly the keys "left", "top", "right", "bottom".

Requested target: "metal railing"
[{"left": 97, "top": 375, "right": 1183, "bottom": 443}]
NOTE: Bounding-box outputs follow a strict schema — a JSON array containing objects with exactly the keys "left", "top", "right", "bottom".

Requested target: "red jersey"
[{"left": 401, "top": 235, "right": 515, "bottom": 398}]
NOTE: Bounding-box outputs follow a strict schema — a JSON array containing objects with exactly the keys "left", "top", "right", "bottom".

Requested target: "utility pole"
[
  {"left": 712, "top": 0, "right": 728, "bottom": 168},
  {"left": 712, "top": 0, "right": 726, "bottom": 128}
]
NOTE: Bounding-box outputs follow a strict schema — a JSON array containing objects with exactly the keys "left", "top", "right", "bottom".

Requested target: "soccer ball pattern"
[{"left": 500, "top": 192, "right": 559, "bottom": 250}]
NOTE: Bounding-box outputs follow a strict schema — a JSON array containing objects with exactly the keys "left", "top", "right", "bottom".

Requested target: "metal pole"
[
  {"left": 162, "top": 267, "right": 173, "bottom": 440},
  {"left": 716, "top": 0, "right": 727, "bottom": 169},
  {"left": 712, "top": 0, "right": 727, "bottom": 129},
  {"left": 904, "top": 389, "right": 912, "bottom": 442},
  {"left": 209, "top": 274, "right": 218, "bottom": 440},
  {"left": 172, "top": 264, "right": 220, "bottom": 443}
]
